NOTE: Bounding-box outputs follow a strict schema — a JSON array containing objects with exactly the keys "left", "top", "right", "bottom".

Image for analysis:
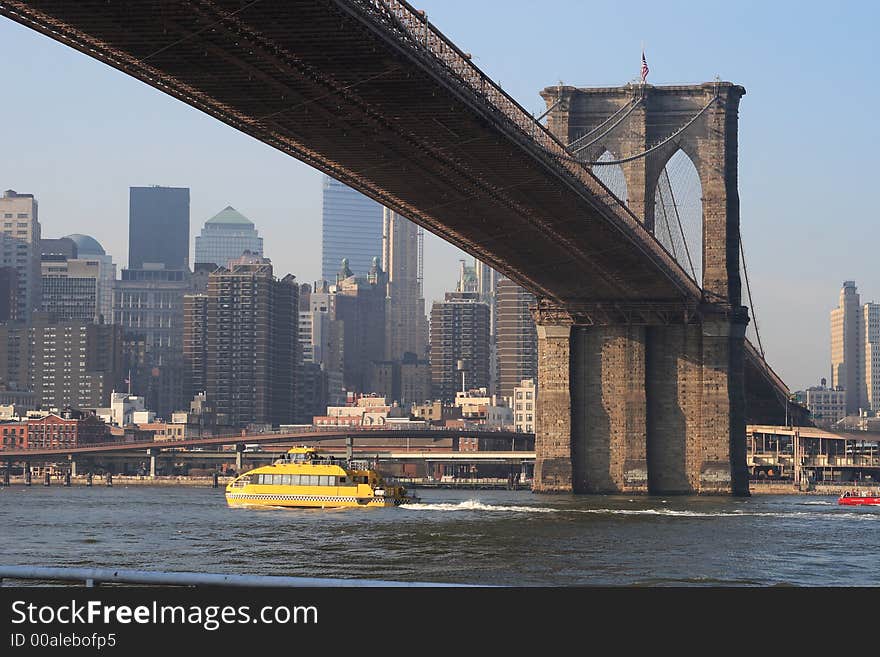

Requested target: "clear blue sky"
[{"left": 0, "top": 0, "right": 877, "bottom": 391}]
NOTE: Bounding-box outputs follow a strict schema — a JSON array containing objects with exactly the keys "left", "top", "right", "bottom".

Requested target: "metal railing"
[
  {"left": 0, "top": 565, "right": 470, "bottom": 588},
  {"left": 350, "top": 0, "right": 701, "bottom": 298}
]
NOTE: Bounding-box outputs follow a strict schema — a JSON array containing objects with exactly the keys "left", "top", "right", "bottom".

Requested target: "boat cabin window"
[{"left": 253, "top": 473, "right": 337, "bottom": 486}]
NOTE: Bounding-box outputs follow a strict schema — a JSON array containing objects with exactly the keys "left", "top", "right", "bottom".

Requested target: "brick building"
[{"left": 2, "top": 411, "right": 111, "bottom": 450}]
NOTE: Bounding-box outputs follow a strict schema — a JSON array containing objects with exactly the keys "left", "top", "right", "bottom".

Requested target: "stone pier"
[
  {"left": 534, "top": 307, "right": 748, "bottom": 495},
  {"left": 533, "top": 324, "right": 573, "bottom": 492}
]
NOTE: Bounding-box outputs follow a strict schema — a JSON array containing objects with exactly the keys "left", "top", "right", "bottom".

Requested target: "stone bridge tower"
[{"left": 535, "top": 82, "right": 749, "bottom": 495}]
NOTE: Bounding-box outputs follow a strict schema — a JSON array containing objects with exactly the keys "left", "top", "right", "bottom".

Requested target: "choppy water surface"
[{"left": 1, "top": 486, "right": 876, "bottom": 586}]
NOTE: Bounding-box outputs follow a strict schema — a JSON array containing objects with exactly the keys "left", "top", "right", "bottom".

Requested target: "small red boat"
[{"left": 838, "top": 491, "right": 880, "bottom": 506}]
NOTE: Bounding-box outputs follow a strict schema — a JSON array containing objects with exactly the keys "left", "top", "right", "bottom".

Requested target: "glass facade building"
[
  {"left": 128, "top": 186, "right": 190, "bottom": 269},
  {"left": 321, "top": 175, "right": 383, "bottom": 282},
  {"left": 194, "top": 206, "right": 263, "bottom": 268}
]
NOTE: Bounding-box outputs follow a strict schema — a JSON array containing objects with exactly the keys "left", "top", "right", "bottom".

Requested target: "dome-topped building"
[
  {"left": 60, "top": 234, "right": 115, "bottom": 324},
  {"left": 63, "top": 234, "right": 106, "bottom": 256}
]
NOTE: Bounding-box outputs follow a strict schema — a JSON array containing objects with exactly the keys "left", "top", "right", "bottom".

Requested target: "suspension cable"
[
  {"left": 568, "top": 98, "right": 643, "bottom": 155},
  {"left": 662, "top": 167, "right": 697, "bottom": 281},
  {"left": 654, "top": 179, "right": 679, "bottom": 262},
  {"left": 587, "top": 95, "right": 719, "bottom": 166},
  {"left": 536, "top": 97, "right": 561, "bottom": 122},
  {"left": 740, "top": 228, "right": 764, "bottom": 358},
  {"left": 567, "top": 97, "right": 641, "bottom": 152}
]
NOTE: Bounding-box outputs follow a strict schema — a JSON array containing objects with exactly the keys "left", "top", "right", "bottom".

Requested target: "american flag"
[{"left": 641, "top": 50, "right": 649, "bottom": 83}]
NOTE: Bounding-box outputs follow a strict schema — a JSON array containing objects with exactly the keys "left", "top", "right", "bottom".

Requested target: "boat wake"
[
  {"left": 400, "top": 500, "right": 555, "bottom": 513},
  {"left": 399, "top": 500, "right": 880, "bottom": 519}
]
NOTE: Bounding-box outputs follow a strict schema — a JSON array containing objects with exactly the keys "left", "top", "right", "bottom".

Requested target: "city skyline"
[{"left": 1, "top": 1, "right": 878, "bottom": 391}]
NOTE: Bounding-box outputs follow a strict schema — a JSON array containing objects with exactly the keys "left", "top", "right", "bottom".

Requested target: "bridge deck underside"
[
  {"left": 0, "top": 0, "right": 791, "bottom": 413},
  {"left": 1, "top": 0, "right": 699, "bottom": 304}
]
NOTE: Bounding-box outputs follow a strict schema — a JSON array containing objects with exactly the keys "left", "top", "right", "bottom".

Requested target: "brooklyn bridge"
[{"left": 0, "top": 0, "right": 799, "bottom": 495}]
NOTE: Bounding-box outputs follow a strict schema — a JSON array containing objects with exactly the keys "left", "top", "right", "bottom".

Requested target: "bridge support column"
[
  {"left": 534, "top": 324, "right": 573, "bottom": 492},
  {"left": 570, "top": 325, "right": 647, "bottom": 493},
  {"left": 646, "top": 325, "right": 703, "bottom": 493},
  {"left": 147, "top": 449, "right": 158, "bottom": 479},
  {"left": 235, "top": 444, "right": 245, "bottom": 472},
  {"left": 69, "top": 457, "right": 77, "bottom": 479},
  {"left": 645, "top": 315, "right": 749, "bottom": 495},
  {"left": 699, "top": 316, "right": 749, "bottom": 495}
]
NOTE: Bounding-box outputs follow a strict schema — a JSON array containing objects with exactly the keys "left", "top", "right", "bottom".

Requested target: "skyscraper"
[
  {"left": 41, "top": 257, "right": 101, "bottom": 323},
  {"left": 860, "top": 303, "right": 880, "bottom": 414},
  {"left": 831, "top": 281, "right": 861, "bottom": 415},
  {"left": 334, "top": 259, "right": 386, "bottom": 393},
  {"left": 0, "top": 189, "right": 41, "bottom": 321},
  {"left": 128, "top": 186, "right": 190, "bottom": 269},
  {"left": 321, "top": 175, "right": 382, "bottom": 281},
  {"left": 200, "top": 257, "right": 299, "bottom": 427},
  {"left": 495, "top": 279, "right": 537, "bottom": 401},
  {"left": 429, "top": 292, "right": 491, "bottom": 403},
  {"left": 194, "top": 206, "right": 263, "bottom": 267},
  {"left": 382, "top": 208, "right": 428, "bottom": 361},
  {"left": 41, "top": 234, "right": 116, "bottom": 324},
  {"left": 113, "top": 266, "right": 191, "bottom": 418},
  {"left": 0, "top": 313, "right": 123, "bottom": 409}
]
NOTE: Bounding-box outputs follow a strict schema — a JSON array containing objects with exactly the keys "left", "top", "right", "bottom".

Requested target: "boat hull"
[
  {"left": 225, "top": 492, "right": 414, "bottom": 508},
  {"left": 838, "top": 496, "right": 880, "bottom": 506}
]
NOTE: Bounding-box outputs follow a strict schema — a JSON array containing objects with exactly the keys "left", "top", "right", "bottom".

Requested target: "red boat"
[{"left": 838, "top": 491, "right": 880, "bottom": 506}]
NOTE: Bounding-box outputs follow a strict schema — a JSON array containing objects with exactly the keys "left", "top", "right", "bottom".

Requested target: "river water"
[{"left": 1, "top": 486, "right": 876, "bottom": 586}]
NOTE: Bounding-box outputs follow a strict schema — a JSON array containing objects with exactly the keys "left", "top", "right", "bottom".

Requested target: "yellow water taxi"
[{"left": 225, "top": 447, "right": 417, "bottom": 508}]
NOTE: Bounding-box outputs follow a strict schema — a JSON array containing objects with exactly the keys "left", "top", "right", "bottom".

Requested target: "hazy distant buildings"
[
  {"left": 321, "top": 176, "right": 382, "bottom": 281},
  {"left": 194, "top": 206, "right": 263, "bottom": 267},
  {"left": 306, "top": 281, "right": 345, "bottom": 406},
  {"left": 198, "top": 258, "right": 300, "bottom": 427},
  {"left": 113, "top": 265, "right": 191, "bottom": 419},
  {"left": 128, "top": 186, "right": 190, "bottom": 269},
  {"left": 382, "top": 208, "right": 428, "bottom": 361},
  {"left": 0, "top": 313, "right": 123, "bottom": 409},
  {"left": 829, "top": 281, "right": 880, "bottom": 414},
  {"left": 41, "top": 257, "right": 100, "bottom": 323},
  {"left": 183, "top": 293, "right": 208, "bottom": 401},
  {"left": 860, "top": 302, "right": 880, "bottom": 413},
  {"left": 831, "top": 281, "right": 860, "bottom": 414},
  {"left": 335, "top": 259, "right": 386, "bottom": 393},
  {"left": 64, "top": 234, "right": 116, "bottom": 323},
  {"left": 0, "top": 190, "right": 41, "bottom": 321},
  {"left": 0, "top": 267, "right": 15, "bottom": 322},
  {"left": 429, "top": 291, "right": 491, "bottom": 403},
  {"left": 800, "top": 380, "right": 846, "bottom": 425},
  {"left": 495, "top": 279, "right": 537, "bottom": 401}
]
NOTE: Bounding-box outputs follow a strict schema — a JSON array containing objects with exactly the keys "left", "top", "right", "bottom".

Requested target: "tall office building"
[
  {"left": 64, "top": 234, "right": 116, "bottom": 323},
  {"left": 382, "top": 208, "right": 428, "bottom": 361},
  {"left": 334, "top": 260, "right": 386, "bottom": 393},
  {"left": 831, "top": 281, "right": 862, "bottom": 415},
  {"left": 194, "top": 206, "right": 263, "bottom": 267},
  {"left": 201, "top": 258, "right": 299, "bottom": 427},
  {"left": 495, "top": 279, "right": 537, "bottom": 401},
  {"left": 429, "top": 292, "right": 491, "bottom": 404},
  {"left": 321, "top": 175, "right": 383, "bottom": 281},
  {"left": 860, "top": 303, "right": 880, "bottom": 414},
  {"left": 0, "top": 190, "right": 41, "bottom": 321},
  {"left": 0, "top": 313, "right": 123, "bottom": 410},
  {"left": 41, "top": 257, "right": 100, "bottom": 323},
  {"left": 0, "top": 267, "right": 15, "bottom": 322},
  {"left": 128, "top": 186, "right": 190, "bottom": 269},
  {"left": 308, "top": 281, "right": 345, "bottom": 405},
  {"left": 182, "top": 293, "right": 209, "bottom": 401},
  {"left": 113, "top": 265, "right": 191, "bottom": 418}
]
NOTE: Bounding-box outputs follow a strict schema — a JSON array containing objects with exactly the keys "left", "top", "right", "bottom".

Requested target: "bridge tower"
[{"left": 535, "top": 82, "right": 749, "bottom": 495}]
